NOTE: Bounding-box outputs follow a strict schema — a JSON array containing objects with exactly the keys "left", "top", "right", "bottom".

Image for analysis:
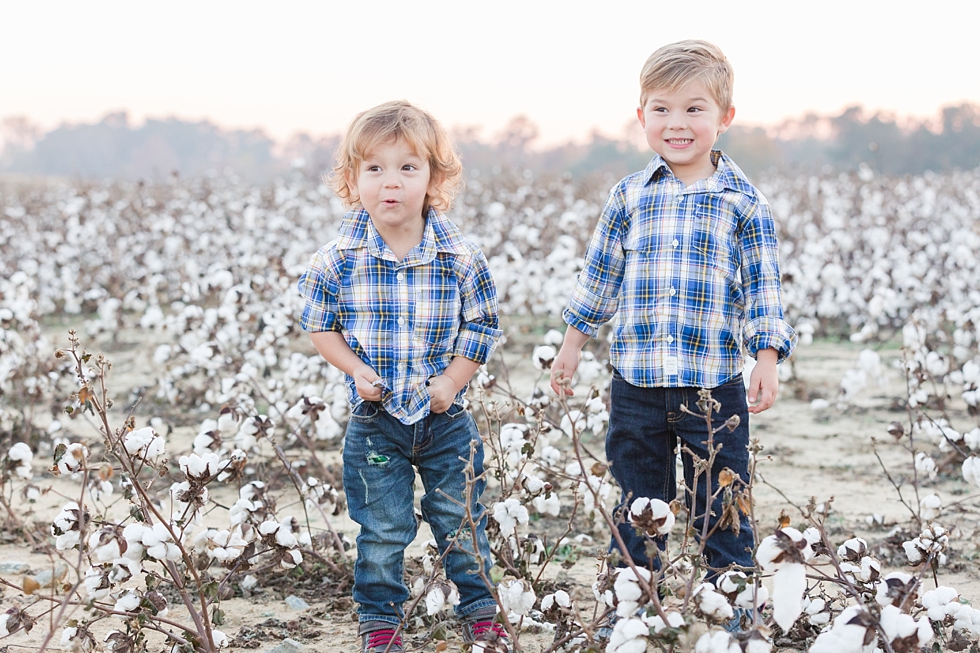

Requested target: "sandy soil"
[{"left": 1, "top": 324, "right": 978, "bottom": 652}]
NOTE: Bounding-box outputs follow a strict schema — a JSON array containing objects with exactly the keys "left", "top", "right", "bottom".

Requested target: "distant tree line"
[{"left": 2, "top": 103, "right": 978, "bottom": 182}]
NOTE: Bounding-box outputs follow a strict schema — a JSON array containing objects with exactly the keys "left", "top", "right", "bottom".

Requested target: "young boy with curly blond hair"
[
  {"left": 550, "top": 41, "right": 797, "bottom": 613},
  {"left": 298, "top": 101, "right": 507, "bottom": 652}
]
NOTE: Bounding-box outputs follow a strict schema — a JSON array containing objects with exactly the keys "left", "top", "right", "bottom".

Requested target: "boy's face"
[
  {"left": 637, "top": 80, "right": 735, "bottom": 185},
  {"left": 349, "top": 137, "right": 435, "bottom": 239}
]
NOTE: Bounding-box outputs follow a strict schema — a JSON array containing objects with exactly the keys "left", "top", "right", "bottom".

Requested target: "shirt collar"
[
  {"left": 642, "top": 150, "right": 755, "bottom": 195},
  {"left": 335, "top": 207, "right": 469, "bottom": 263}
]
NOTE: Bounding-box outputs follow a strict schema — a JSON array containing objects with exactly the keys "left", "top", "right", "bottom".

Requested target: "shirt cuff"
[
  {"left": 744, "top": 316, "right": 798, "bottom": 362},
  {"left": 453, "top": 322, "right": 502, "bottom": 364},
  {"left": 299, "top": 307, "right": 342, "bottom": 333},
  {"left": 562, "top": 308, "right": 600, "bottom": 339}
]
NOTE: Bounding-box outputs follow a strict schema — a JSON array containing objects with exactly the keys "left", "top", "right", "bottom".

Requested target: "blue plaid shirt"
[
  {"left": 298, "top": 208, "right": 501, "bottom": 424},
  {"left": 563, "top": 151, "right": 797, "bottom": 389}
]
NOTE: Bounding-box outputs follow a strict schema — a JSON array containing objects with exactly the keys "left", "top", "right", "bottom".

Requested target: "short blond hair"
[
  {"left": 331, "top": 100, "right": 462, "bottom": 212},
  {"left": 639, "top": 40, "right": 734, "bottom": 113}
]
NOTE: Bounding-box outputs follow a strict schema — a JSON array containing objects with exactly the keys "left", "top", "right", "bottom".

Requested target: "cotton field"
[{"left": 0, "top": 166, "right": 979, "bottom": 653}]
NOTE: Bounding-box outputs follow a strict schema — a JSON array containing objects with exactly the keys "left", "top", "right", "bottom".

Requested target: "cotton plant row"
[
  {"left": 2, "top": 166, "right": 979, "bottom": 343},
  {"left": 0, "top": 333, "right": 350, "bottom": 653}
]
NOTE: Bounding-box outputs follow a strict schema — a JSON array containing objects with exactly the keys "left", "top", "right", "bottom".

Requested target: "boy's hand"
[
  {"left": 353, "top": 364, "right": 384, "bottom": 402},
  {"left": 427, "top": 374, "right": 459, "bottom": 413},
  {"left": 747, "top": 349, "right": 779, "bottom": 414},
  {"left": 549, "top": 348, "right": 580, "bottom": 397}
]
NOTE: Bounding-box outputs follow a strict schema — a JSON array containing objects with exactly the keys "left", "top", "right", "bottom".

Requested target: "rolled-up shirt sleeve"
[
  {"left": 297, "top": 248, "right": 343, "bottom": 333},
  {"left": 739, "top": 199, "right": 797, "bottom": 361},
  {"left": 454, "top": 249, "right": 501, "bottom": 364},
  {"left": 562, "top": 188, "right": 627, "bottom": 337}
]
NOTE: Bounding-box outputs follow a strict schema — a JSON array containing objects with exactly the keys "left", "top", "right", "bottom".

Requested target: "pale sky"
[{"left": 3, "top": 0, "right": 978, "bottom": 146}]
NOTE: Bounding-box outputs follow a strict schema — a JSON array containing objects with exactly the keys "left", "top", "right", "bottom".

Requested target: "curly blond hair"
[
  {"left": 639, "top": 40, "right": 734, "bottom": 113},
  {"left": 331, "top": 100, "right": 463, "bottom": 213}
]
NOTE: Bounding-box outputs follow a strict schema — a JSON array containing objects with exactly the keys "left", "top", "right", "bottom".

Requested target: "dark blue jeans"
[
  {"left": 605, "top": 371, "right": 755, "bottom": 579},
  {"left": 343, "top": 402, "right": 496, "bottom": 626}
]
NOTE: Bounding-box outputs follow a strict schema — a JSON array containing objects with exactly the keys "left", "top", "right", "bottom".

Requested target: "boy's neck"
[{"left": 373, "top": 217, "right": 425, "bottom": 262}]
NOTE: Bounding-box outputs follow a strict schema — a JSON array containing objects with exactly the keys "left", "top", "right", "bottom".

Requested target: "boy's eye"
[
  {"left": 688, "top": 107, "right": 703, "bottom": 113},
  {"left": 366, "top": 165, "right": 381, "bottom": 172},
  {"left": 402, "top": 164, "right": 417, "bottom": 171}
]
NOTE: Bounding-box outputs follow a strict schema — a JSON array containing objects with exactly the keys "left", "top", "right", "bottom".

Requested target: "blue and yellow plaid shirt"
[
  {"left": 298, "top": 208, "right": 501, "bottom": 424},
  {"left": 564, "top": 151, "right": 797, "bottom": 389}
]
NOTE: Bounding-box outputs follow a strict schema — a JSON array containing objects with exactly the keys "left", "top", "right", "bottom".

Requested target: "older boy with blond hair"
[
  {"left": 298, "top": 101, "right": 508, "bottom": 652},
  {"left": 550, "top": 41, "right": 797, "bottom": 607}
]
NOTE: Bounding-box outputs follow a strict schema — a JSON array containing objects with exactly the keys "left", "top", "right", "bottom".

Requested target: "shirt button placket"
[{"left": 397, "top": 269, "right": 410, "bottom": 381}]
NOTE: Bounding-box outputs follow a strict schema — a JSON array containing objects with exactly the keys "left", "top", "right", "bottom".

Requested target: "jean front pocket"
[
  {"left": 349, "top": 400, "right": 381, "bottom": 423},
  {"left": 440, "top": 402, "right": 468, "bottom": 421}
]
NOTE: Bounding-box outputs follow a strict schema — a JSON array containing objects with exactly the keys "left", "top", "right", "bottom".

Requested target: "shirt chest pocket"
[
  {"left": 412, "top": 283, "right": 461, "bottom": 347},
  {"left": 691, "top": 202, "right": 739, "bottom": 272}
]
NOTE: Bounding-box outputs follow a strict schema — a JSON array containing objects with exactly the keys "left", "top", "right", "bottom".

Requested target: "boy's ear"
[
  {"left": 427, "top": 170, "right": 445, "bottom": 199},
  {"left": 636, "top": 106, "right": 646, "bottom": 128},
  {"left": 718, "top": 106, "right": 736, "bottom": 134}
]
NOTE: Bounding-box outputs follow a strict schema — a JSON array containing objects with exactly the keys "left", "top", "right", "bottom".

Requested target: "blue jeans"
[
  {"left": 343, "top": 401, "right": 496, "bottom": 625},
  {"left": 605, "top": 371, "right": 755, "bottom": 579}
]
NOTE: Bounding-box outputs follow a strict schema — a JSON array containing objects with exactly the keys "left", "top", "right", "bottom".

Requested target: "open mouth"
[{"left": 666, "top": 138, "right": 693, "bottom": 146}]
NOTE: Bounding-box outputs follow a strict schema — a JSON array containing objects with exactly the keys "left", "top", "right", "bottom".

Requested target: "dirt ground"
[{"left": 2, "top": 324, "right": 978, "bottom": 652}]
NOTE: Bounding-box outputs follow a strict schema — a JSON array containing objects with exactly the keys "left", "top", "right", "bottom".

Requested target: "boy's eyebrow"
[{"left": 647, "top": 95, "right": 711, "bottom": 104}]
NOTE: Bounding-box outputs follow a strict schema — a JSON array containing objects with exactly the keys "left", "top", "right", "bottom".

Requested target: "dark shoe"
[
  {"left": 462, "top": 619, "right": 510, "bottom": 652},
  {"left": 360, "top": 621, "right": 405, "bottom": 653}
]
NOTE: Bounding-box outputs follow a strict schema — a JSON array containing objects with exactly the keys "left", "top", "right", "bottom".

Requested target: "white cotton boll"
[
  {"left": 532, "top": 345, "right": 556, "bottom": 371},
  {"left": 803, "top": 597, "right": 830, "bottom": 625},
  {"left": 123, "top": 427, "right": 166, "bottom": 459},
  {"left": 922, "top": 586, "right": 959, "bottom": 621},
  {"left": 608, "top": 617, "right": 650, "bottom": 653},
  {"left": 735, "top": 583, "right": 769, "bottom": 610},
  {"left": 179, "top": 452, "right": 220, "bottom": 480},
  {"left": 879, "top": 604, "right": 933, "bottom": 648},
  {"left": 114, "top": 591, "right": 141, "bottom": 613},
  {"left": 963, "top": 457, "right": 980, "bottom": 487},
  {"left": 628, "top": 496, "right": 675, "bottom": 536},
  {"left": 153, "top": 344, "right": 171, "bottom": 364},
  {"left": 612, "top": 566, "right": 650, "bottom": 609},
  {"left": 543, "top": 329, "right": 564, "bottom": 346},
  {"left": 577, "top": 351, "right": 604, "bottom": 385},
  {"left": 962, "top": 360, "right": 980, "bottom": 384},
  {"left": 693, "top": 583, "right": 734, "bottom": 622},
  {"left": 274, "top": 521, "right": 298, "bottom": 548},
  {"left": 694, "top": 630, "right": 739, "bottom": 653},
  {"left": 211, "top": 630, "right": 229, "bottom": 649},
  {"left": 559, "top": 410, "right": 586, "bottom": 437},
  {"left": 809, "top": 605, "right": 876, "bottom": 653},
  {"left": 8, "top": 441, "right": 32, "bottom": 463},
  {"left": 492, "top": 498, "right": 529, "bottom": 537},
  {"left": 915, "top": 452, "right": 937, "bottom": 479},
  {"left": 770, "top": 563, "right": 807, "bottom": 633},
  {"left": 54, "top": 442, "right": 89, "bottom": 476},
  {"left": 856, "top": 349, "right": 883, "bottom": 383},
  {"left": 8, "top": 442, "right": 32, "bottom": 478},
  {"left": 424, "top": 583, "right": 460, "bottom": 615},
  {"left": 965, "top": 429, "right": 980, "bottom": 450},
  {"left": 498, "top": 579, "right": 535, "bottom": 616},
  {"left": 919, "top": 493, "right": 942, "bottom": 521},
  {"left": 809, "top": 398, "right": 830, "bottom": 411},
  {"left": 541, "top": 590, "right": 571, "bottom": 611},
  {"left": 925, "top": 351, "right": 949, "bottom": 377},
  {"left": 532, "top": 492, "right": 561, "bottom": 517}
]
